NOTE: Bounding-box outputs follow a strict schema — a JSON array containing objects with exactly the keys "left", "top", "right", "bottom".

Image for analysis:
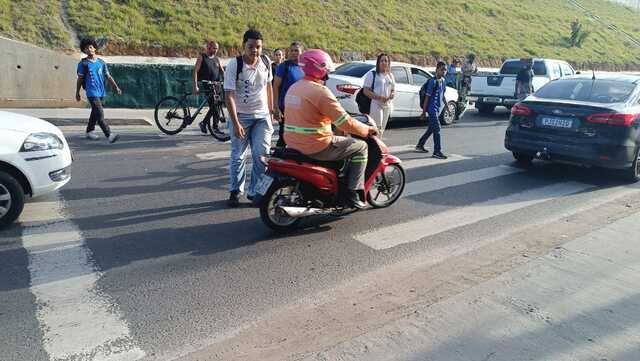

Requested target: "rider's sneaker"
[
  {"left": 414, "top": 144, "right": 429, "bottom": 153},
  {"left": 227, "top": 191, "right": 240, "bottom": 208},
  {"left": 198, "top": 121, "right": 208, "bottom": 134},
  {"left": 432, "top": 151, "right": 448, "bottom": 160},
  {"left": 347, "top": 191, "right": 367, "bottom": 210},
  {"left": 108, "top": 133, "right": 119, "bottom": 144},
  {"left": 86, "top": 131, "right": 99, "bottom": 140}
]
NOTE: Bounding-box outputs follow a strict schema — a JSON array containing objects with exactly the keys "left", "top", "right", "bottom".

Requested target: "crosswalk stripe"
[
  {"left": 404, "top": 165, "right": 523, "bottom": 197},
  {"left": 18, "top": 201, "right": 65, "bottom": 223},
  {"left": 21, "top": 196, "right": 145, "bottom": 361},
  {"left": 357, "top": 181, "right": 595, "bottom": 250}
]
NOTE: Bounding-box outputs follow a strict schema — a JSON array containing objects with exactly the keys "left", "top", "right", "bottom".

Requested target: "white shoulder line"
[
  {"left": 21, "top": 197, "right": 145, "bottom": 361},
  {"left": 357, "top": 182, "right": 595, "bottom": 250}
]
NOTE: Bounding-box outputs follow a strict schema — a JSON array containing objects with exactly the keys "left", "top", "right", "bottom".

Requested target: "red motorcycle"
[{"left": 255, "top": 116, "right": 405, "bottom": 231}]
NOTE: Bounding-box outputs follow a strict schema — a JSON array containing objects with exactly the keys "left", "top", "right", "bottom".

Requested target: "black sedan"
[{"left": 505, "top": 74, "right": 640, "bottom": 181}]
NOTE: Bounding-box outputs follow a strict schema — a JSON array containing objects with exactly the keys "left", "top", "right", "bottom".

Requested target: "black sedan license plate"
[{"left": 539, "top": 116, "right": 575, "bottom": 129}]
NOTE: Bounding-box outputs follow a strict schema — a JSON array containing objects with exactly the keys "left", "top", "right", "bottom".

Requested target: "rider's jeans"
[
  {"left": 229, "top": 113, "right": 273, "bottom": 197},
  {"left": 307, "top": 136, "right": 368, "bottom": 191}
]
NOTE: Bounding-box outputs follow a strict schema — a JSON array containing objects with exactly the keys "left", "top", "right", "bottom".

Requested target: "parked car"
[
  {"left": 0, "top": 111, "right": 73, "bottom": 228},
  {"left": 326, "top": 61, "right": 460, "bottom": 125},
  {"left": 470, "top": 58, "right": 576, "bottom": 114},
  {"left": 505, "top": 74, "right": 640, "bottom": 181}
]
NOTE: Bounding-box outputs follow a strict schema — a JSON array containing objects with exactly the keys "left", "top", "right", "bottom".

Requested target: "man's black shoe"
[
  {"left": 347, "top": 191, "right": 367, "bottom": 210},
  {"left": 227, "top": 191, "right": 240, "bottom": 208},
  {"left": 414, "top": 145, "right": 429, "bottom": 153},
  {"left": 198, "top": 121, "right": 208, "bottom": 134},
  {"left": 432, "top": 152, "right": 448, "bottom": 160}
]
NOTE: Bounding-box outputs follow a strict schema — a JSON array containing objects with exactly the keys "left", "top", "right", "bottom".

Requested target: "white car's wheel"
[{"left": 0, "top": 171, "right": 25, "bottom": 229}]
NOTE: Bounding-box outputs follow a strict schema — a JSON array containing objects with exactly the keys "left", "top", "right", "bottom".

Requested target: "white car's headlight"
[{"left": 20, "top": 133, "right": 64, "bottom": 152}]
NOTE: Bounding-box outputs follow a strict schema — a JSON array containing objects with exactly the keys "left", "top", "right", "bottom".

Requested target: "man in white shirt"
[{"left": 224, "top": 29, "right": 275, "bottom": 207}]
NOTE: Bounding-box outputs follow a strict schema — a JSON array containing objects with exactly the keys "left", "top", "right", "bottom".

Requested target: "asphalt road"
[{"left": 2, "top": 107, "right": 639, "bottom": 361}]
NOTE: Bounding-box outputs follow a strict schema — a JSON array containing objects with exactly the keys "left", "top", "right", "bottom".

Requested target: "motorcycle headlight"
[{"left": 20, "top": 133, "right": 64, "bottom": 152}]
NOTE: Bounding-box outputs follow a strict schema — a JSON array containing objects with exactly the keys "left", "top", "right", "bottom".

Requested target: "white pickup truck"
[{"left": 468, "top": 58, "right": 576, "bottom": 114}]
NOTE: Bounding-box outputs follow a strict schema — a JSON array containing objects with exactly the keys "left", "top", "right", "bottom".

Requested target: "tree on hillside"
[{"left": 569, "top": 18, "right": 590, "bottom": 48}]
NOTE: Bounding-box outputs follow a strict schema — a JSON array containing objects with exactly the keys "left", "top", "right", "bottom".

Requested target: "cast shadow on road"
[
  {"left": 80, "top": 213, "right": 338, "bottom": 273},
  {"left": 60, "top": 159, "right": 229, "bottom": 201},
  {"left": 66, "top": 131, "right": 218, "bottom": 153}
]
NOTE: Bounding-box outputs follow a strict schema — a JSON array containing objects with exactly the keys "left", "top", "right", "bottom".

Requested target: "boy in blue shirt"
[
  {"left": 273, "top": 42, "right": 305, "bottom": 147},
  {"left": 416, "top": 62, "right": 448, "bottom": 159},
  {"left": 75, "top": 38, "right": 122, "bottom": 143}
]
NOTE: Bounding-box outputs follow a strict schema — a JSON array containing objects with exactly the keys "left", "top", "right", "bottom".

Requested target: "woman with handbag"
[{"left": 362, "top": 53, "right": 395, "bottom": 136}]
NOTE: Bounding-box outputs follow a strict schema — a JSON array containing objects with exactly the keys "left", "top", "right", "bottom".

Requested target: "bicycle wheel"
[
  {"left": 206, "top": 104, "right": 231, "bottom": 142},
  {"left": 154, "top": 96, "right": 188, "bottom": 135}
]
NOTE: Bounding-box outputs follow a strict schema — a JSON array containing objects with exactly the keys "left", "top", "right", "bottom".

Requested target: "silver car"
[{"left": 326, "top": 60, "right": 460, "bottom": 125}]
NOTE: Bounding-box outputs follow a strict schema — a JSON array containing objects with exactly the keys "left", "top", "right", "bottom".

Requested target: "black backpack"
[
  {"left": 235, "top": 54, "right": 271, "bottom": 81},
  {"left": 419, "top": 78, "right": 441, "bottom": 111},
  {"left": 355, "top": 71, "right": 376, "bottom": 114}
]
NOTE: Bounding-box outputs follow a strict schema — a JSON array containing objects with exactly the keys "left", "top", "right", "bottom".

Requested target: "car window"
[
  {"left": 500, "top": 60, "right": 547, "bottom": 76},
  {"left": 411, "top": 68, "right": 432, "bottom": 86},
  {"left": 392, "top": 67, "right": 410, "bottom": 84},
  {"left": 550, "top": 63, "right": 562, "bottom": 79},
  {"left": 333, "top": 63, "right": 375, "bottom": 78},
  {"left": 560, "top": 63, "right": 574, "bottom": 77},
  {"left": 535, "top": 79, "right": 637, "bottom": 103}
]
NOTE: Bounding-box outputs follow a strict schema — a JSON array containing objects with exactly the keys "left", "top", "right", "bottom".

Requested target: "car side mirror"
[{"left": 575, "top": 71, "right": 581, "bottom": 75}]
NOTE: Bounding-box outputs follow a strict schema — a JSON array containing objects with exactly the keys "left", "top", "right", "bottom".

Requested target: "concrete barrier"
[{"left": 0, "top": 36, "right": 82, "bottom": 108}]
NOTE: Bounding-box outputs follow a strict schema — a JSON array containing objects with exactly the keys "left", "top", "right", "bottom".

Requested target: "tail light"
[
  {"left": 336, "top": 84, "right": 361, "bottom": 95},
  {"left": 586, "top": 113, "right": 638, "bottom": 127},
  {"left": 511, "top": 103, "right": 532, "bottom": 116}
]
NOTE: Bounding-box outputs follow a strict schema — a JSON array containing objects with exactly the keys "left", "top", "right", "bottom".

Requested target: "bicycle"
[{"left": 154, "top": 80, "right": 230, "bottom": 142}]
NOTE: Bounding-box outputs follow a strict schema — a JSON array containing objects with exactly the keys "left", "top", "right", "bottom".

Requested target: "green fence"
[{"left": 103, "top": 63, "right": 205, "bottom": 108}]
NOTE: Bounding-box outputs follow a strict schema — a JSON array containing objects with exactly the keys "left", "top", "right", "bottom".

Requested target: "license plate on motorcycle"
[{"left": 255, "top": 175, "right": 273, "bottom": 195}]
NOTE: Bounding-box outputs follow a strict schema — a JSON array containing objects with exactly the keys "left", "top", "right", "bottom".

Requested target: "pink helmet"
[{"left": 299, "top": 49, "right": 335, "bottom": 80}]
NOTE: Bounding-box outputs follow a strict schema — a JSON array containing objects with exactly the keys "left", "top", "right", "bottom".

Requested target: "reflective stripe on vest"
[
  {"left": 284, "top": 124, "right": 332, "bottom": 134},
  {"left": 333, "top": 113, "right": 349, "bottom": 126}
]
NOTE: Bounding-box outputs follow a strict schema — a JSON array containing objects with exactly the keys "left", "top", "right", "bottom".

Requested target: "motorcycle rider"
[{"left": 284, "top": 49, "right": 378, "bottom": 209}]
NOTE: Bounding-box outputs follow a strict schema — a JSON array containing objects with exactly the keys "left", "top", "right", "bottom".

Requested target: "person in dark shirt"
[
  {"left": 515, "top": 58, "right": 535, "bottom": 100},
  {"left": 193, "top": 40, "right": 225, "bottom": 135},
  {"left": 416, "top": 62, "right": 448, "bottom": 159},
  {"left": 273, "top": 42, "right": 305, "bottom": 147},
  {"left": 271, "top": 48, "right": 285, "bottom": 83}
]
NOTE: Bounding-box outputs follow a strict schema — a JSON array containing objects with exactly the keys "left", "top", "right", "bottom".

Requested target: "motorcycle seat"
[{"left": 271, "top": 147, "right": 345, "bottom": 171}]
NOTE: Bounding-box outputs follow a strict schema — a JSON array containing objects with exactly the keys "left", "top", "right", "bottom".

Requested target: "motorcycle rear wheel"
[
  {"left": 367, "top": 163, "right": 405, "bottom": 208},
  {"left": 259, "top": 180, "right": 302, "bottom": 231}
]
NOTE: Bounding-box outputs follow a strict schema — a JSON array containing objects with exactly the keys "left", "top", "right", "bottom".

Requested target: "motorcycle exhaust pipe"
[{"left": 279, "top": 206, "right": 334, "bottom": 218}]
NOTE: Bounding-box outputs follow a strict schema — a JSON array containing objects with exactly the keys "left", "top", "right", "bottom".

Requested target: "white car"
[
  {"left": 0, "top": 111, "right": 72, "bottom": 228},
  {"left": 326, "top": 60, "right": 460, "bottom": 125}
]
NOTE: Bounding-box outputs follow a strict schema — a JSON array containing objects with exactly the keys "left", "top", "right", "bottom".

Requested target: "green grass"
[
  {"left": 0, "top": 0, "right": 70, "bottom": 48},
  {"left": 3, "top": 0, "right": 640, "bottom": 68}
]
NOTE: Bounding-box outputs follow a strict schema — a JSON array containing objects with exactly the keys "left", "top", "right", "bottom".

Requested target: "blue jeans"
[
  {"left": 417, "top": 112, "right": 441, "bottom": 153},
  {"left": 229, "top": 113, "right": 274, "bottom": 197}
]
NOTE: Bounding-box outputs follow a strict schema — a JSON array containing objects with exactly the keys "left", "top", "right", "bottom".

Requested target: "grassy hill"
[{"left": 2, "top": 0, "right": 640, "bottom": 69}]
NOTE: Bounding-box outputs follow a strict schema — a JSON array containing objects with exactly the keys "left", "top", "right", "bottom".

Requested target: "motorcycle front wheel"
[
  {"left": 259, "top": 180, "right": 302, "bottom": 231},
  {"left": 367, "top": 163, "right": 405, "bottom": 208}
]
